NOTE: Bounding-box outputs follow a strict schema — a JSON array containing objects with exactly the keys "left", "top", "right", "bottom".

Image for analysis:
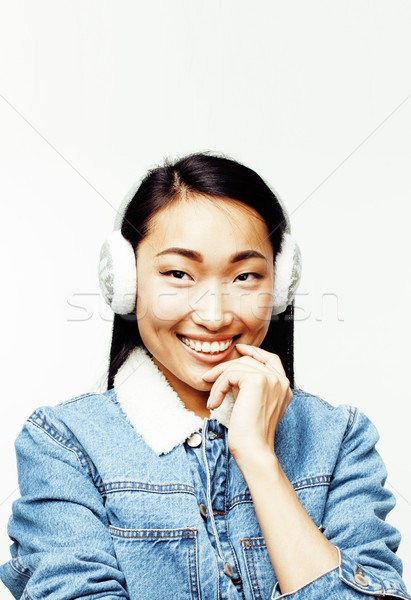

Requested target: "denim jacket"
[{"left": 0, "top": 346, "right": 409, "bottom": 600}]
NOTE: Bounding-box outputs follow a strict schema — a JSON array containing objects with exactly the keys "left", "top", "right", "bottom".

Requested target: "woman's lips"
[{"left": 176, "top": 334, "right": 239, "bottom": 364}]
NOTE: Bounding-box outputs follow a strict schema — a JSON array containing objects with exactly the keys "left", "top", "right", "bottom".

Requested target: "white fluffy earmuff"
[
  {"left": 271, "top": 231, "right": 302, "bottom": 315},
  {"left": 98, "top": 181, "right": 302, "bottom": 315}
]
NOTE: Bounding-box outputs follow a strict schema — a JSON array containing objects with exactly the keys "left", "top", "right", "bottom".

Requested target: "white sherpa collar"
[{"left": 113, "top": 346, "right": 235, "bottom": 455}]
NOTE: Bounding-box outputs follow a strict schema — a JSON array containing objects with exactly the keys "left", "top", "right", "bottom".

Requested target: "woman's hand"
[
  {"left": 203, "top": 345, "right": 340, "bottom": 594},
  {"left": 201, "top": 343, "right": 293, "bottom": 463}
]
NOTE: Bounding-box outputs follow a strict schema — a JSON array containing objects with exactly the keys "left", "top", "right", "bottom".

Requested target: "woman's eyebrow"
[{"left": 155, "top": 247, "right": 267, "bottom": 263}]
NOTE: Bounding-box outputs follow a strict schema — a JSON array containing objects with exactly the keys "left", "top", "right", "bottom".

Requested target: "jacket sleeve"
[
  {"left": 271, "top": 407, "right": 410, "bottom": 600},
  {"left": 0, "top": 410, "right": 129, "bottom": 600}
]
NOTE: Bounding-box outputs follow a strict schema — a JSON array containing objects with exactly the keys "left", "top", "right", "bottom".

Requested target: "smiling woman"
[
  {"left": 0, "top": 151, "right": 409, "bottom": 600},
  {"left": 134, "top": 197, "right": 275, "bottom": 415}
]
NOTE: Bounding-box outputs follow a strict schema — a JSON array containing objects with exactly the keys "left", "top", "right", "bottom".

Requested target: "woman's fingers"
[
  {"left": 203, "top": 345, "right": 291, "bottom": 412},
  {"left": 202, "top": 354, "right": 259, "bottom": 382},
  {"left": 235, "top": 344, "right": 287, "bottom": 378},
  {"left": 202, "top": 344, "right": 286, "bottom": 382},
  {"left": 206, "top": 365, "right": 254, "bottom": 409},
  {"left": 203, "top": 346, "right": 294, "bottom": 456}
]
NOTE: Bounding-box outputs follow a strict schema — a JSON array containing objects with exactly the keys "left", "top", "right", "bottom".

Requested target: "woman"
[{"left": 0, "top": 151, "right": 409, "bottom": 599}]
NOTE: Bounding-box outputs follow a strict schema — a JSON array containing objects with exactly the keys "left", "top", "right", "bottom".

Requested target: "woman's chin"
[{"left": 188, "top": 375, "right": 213, "bottom": 392}]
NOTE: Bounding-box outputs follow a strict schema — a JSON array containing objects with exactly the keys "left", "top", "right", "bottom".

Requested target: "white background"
[{"left": 1, "top": 0, "right": 410, "bottom": 596}]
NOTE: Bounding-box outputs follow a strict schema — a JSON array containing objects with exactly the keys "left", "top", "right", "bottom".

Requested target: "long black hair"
[{"left": 107, "top": 151, "right": 298, "bottom": 390}]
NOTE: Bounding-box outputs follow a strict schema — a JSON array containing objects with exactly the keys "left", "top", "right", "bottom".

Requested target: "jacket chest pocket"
[
  {"left": 109, "top": 525, "right": 200, "bottom": 600},
  {"left": 241, "top": 537, "right": 276, "bottom": 600}
]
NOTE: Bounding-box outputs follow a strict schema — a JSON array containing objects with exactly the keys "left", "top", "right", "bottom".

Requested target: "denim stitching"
[
  {"left": 56, "top": 392, "right": 99, "bottom": 407},
  {"left": 338, "top": 547, "right": 387, "bottom": 596},
  {"left": 13, "top": 543, "right": 33, "bottom": 578},
  {"left": 215, "top": 554, "right": 221, "bottom": 600},
  {"left": 193, "top": 530, "right": 201, "bottom": 600},
  {"left": 187, "top": 530, "right": 195, "bottom": 599},
  {"left": 291, "top": 474, "right": 332, "bottom": 486},
  {"left": 224, "top": 508, "right": 241, "bottom": 581},
  {"left": 22, "top": 588, "right": 35, "bottom": 600},
  {"left": 28, "top": 413, "right": 94, "bottom": 479},
  {"left": 227, "top": 496, "right": 254, "bottom": 511},
  {"left": 368, "top": 567, "right": 384, "bottom": 594},
  {"left": 248, "top": 540, "right": 263, "bottom": 600},
  {"left": 240, "top": 537, "right": 266, "bottom": 548},
  {"left": 297, "top": 391, "right": 335, "bottom": 410},
  {"left": 193, "top": 531, "right": 201, "bottom": 600},
  {"left": 384, "top": 587, "right": 411, "bottom": 595},
  {"left": 222, "top": 430, "right": 242, "bottom": 585},
  {"left": 241, "top": 544, "right": 257, "bottom": 600},
  {"left": 314, "top": 396, "right": 335, "bottom": 410},
  {"left": 27, "top": 419, "right": 85, "bottom": 472},
  {"left": 359, "top": 565, "right": 384, "bottom": 595},
  {"left": 223, "top": 511, "right": 242, "bottom": 586},
  {"left": 293, "top": 481, "right": 331, "bottom": 491},
  {"left": 240, "top": 539, "right": 260, "bottom": 600},
  {"left": 108, "top": 525, "right": 198, "bottom": 538},
  {"left": 98, "top": 480, "right": 196, "bottom": 495},
  {"left": 342, "top": 405, "right": 358, "bottom": 442},
  {"left": 10, "top": 560, "right": 31, "bottom": 579},
  {"left": 229, "top": 493, "right": 253, "bottom": 504}
]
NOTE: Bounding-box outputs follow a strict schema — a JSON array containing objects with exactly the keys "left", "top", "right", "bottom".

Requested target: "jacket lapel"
[{"left": 113, "top": 346, "right": 235, "bottom": 455}]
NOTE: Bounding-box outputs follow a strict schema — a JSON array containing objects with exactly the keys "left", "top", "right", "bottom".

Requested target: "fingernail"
[{"left": 207, "top": 397, "right": 213, "bottom": 409}]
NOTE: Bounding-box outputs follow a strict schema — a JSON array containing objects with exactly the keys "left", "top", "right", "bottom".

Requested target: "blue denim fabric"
[{"left": 0, "top": 389, "right": 409, "bottom": 599}]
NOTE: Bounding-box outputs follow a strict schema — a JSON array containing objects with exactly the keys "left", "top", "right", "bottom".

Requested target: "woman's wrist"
[{"left": 231, "top": 441, "right": 280, "bottom": 478}]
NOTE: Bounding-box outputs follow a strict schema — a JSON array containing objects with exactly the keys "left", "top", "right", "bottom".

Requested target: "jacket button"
[
  {"left": 199, "top": 503, "right": 208, "bottom": 519},
  {"left": 186, "top": 432, "right": 202, "bottom": 447},
  {"left": 353, "top": 573, "right": 369, "bottom": 587},
  {"left": 223, "top": 562, "right": 235, "bottom": 578}
]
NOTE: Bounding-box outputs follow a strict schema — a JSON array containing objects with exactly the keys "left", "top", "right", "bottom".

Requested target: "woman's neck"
[{"left": 151, "top": 356, "right": 212, "bottom": 419}]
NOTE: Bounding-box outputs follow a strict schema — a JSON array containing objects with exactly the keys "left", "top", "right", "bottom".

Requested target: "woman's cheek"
[
  {"left": 246, "top": 290, "right": 274, "bottom": 323},
  {"left": 152, "top": 289, "right": 191, "bottom": 322},
  {"left": 135, "top": 292, "right": 148, "bottom": 320}
]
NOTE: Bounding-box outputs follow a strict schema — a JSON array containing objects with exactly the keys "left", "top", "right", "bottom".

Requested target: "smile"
[{"left": 176, "top": 334, "right": 238, "bottom": 354}]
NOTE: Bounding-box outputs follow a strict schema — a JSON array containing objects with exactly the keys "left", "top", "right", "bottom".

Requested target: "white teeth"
[{"left": 180, "top": 336, "right": 234, "bottom": 354}]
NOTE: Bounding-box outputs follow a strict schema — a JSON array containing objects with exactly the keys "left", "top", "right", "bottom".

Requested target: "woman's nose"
[{"left": 190, "top": 286, "right": 234, "bottom": 329}]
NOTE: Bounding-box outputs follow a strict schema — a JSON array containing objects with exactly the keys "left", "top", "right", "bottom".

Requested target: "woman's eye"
[
  {"left": 160, "top": 270, "right": 191, "bottom": 280},
  {"left": 235, "top": 272, "right": 263, "bottom": 282}
]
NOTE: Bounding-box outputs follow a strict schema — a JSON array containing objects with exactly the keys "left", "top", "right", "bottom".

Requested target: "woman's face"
[{"left": 135, "top": 196, "right": 274, "bottom": 403}]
